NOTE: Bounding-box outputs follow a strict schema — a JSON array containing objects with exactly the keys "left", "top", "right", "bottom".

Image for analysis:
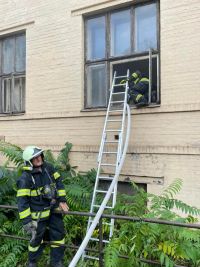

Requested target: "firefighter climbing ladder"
[{"left": 69, "top": 70, "right": 131, "bottom": 267}]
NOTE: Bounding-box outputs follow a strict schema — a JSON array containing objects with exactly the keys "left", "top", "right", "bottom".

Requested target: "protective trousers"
[
  {"left": 128, "top": 82, "right": 149, "bottom": 106},
  {"left": 28, "top": 213, "right": 65, "bottom": 264}
]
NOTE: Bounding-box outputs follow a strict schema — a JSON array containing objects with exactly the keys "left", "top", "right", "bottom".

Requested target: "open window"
[{"left": 111, "top": 51, "right": 160, "bottom": 104}]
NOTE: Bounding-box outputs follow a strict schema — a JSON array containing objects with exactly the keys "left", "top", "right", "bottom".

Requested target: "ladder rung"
[
  {"left": 102, "top": 152, "right": 118, "bottom": 154},
  {"left": 109, "top": 109, "right": 123, "bottom": 113},
  {"left": 115, "top": 75, "right": 127, "bottom": 79},
  {"left": 114, "top": 84, "right": 123, "bottom": 87},
  {"left": 93, "top": 205, "right": 113, "bottom": 209},
  {"left": 110, "top": 101, "right": 124, "bottom": 104},
  {"left": 105, "top": 141, "right": 118, "bottom": 143},
  {"left": 112, "top": 92, "right": 125, "bottom": 95},
  {"left": 84, "top": 255, "right": 99, "bottom": 261},
  {"left": 89, "top": 218, "right": 112, "bottom": 226},
  {"left": 106, "top": 129, "right": 121, "bottom": 132},
  {"left": 107, "top": 119, "right": 122, "bottom": 122},
  {"left": 90, "top": 237, "right": 109, "bottom": 243},
  {"left": 101, "top": 163, "right": 116, "bottom": 166},
  {"left": 96, "top": 190, "right": 114, "bottom": 194},
  {"left": 99, "top": 176, "right": 114, "bottom": 180}
]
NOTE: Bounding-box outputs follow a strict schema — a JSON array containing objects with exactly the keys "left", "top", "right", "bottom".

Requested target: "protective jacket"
[
  {"left": 129, "top": 77, "right": 149, "bottom": 105},
  {"left": 17, "top": 161, "right": 66, "bottom": 225},
  {"left": 130, "top": 77, "right": 149, "bottom": 94}
]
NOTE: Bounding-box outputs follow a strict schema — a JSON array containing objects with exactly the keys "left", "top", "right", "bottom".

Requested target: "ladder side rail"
[
  {"left": 109, "top": 71, "right": 130, "bottom": 238},
  {"left": 117, "top": 69, "right": 130, "bottom": 166},
  {"left": 99, "top": 70, "right": 117, "bottom": 152},
  {"left": 69, "top": 103, "right": 131, "bottom": 267},
  {"left": 89, "top": 148, "right": 104, "bottom": 213},
  {"left": 89, "top": 71, "right": 117, "bottom": 214}
]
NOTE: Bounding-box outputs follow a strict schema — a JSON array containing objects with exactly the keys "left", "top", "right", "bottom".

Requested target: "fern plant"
[{"left": 0, "top": 141, "right": 23, "bottom": 167}]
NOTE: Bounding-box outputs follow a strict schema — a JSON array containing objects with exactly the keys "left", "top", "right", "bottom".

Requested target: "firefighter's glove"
[{"left": 23, "top": 221, "right": 37, "bottom": 236}]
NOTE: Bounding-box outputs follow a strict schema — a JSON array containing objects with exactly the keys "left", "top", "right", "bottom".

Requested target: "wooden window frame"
[{"left": 84, "top": 0, "right": 160, "bottom": 109}]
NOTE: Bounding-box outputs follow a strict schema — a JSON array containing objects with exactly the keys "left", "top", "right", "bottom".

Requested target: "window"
[
  {"left": 0, "top": 33, "right": 26, "bottom": 114},
  {"left": 135, "top": 4, "right": 157, "bottom": 52},
  {"left": 85, "top": 2, "right": 159, "bottom": 108},
  {"left": 110, "top": 10, "right": 131, "bottom": 57},
  {"left": 86, "top": 16, "right": 106, "bottom": 60},
  {"left": 86, "top": 63, "right": 107, "bottom": 107}
]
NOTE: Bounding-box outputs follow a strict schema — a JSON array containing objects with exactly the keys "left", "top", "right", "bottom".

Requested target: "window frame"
[
  {"left": 84, "top": 0, "right": 160, "bottom": 109},
  {"left": 85, "top": 62, "right": 108, "bottom": 108},
  {"left": 0, "top": 31, "right": 26, "bottom": 115}
]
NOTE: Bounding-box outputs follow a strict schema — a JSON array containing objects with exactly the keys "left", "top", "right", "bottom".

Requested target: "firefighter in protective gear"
[
  {"left": 121, "top": 70, "right": 149, "bottom": 107},
  {"left": 129, "top": 70, "right": 149, "bottom": 107},
  {"left": 17, "top": 146, "right": 69, "bottom": 267}
]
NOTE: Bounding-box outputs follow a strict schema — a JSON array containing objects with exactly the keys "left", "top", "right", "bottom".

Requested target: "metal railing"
[{"left": 0, "top": 205, "right": 199, "bottom": 267}]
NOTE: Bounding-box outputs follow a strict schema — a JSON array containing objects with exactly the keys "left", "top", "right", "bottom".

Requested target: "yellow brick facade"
[{"left": 0, "top": 0, "right": 200, "bottom": 207}]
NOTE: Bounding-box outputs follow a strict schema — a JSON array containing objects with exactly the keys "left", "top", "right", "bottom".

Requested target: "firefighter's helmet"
[{"left": 23, "top": 146, "right": 44, "bottom": 162}]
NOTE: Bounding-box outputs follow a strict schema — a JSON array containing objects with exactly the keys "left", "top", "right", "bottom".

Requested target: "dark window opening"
[
  {"left": 112, "top": 56, "right": 159, "bottom": 104},
  {"left": 99, "top": 180, "right": 147, "bottom": 195}
]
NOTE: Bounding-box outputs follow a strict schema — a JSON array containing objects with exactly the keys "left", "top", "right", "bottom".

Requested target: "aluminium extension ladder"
[{"left": 83, "top": 69, "right": 130, "bottom": 263}]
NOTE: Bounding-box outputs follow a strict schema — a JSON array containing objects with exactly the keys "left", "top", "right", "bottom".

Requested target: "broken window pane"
[
  {"left": 111, "top": 9, "right": 131, "bottom": 56},
  {"left": 86, "top": 64, "right": 107, "bottom": 107},
  {"left": 87, "top": 16, "right": 106, "bottom": 60},
  {"left": 16, "top": 35, "right": 26, "bottom": 72},
  {"left": 135, "top": 3, "right": 157, "bottom": 52},
  {"left": 2, "top": 37, "right": 15, "bottom": 74}
]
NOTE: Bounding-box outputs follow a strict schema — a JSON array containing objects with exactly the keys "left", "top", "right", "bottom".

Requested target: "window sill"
[
  {"left": 0, "top": 112, "right": 25, "bottom": 117},
  {"left": 81, "top": 103, "right": 161, "bottom": 113},
  {"left": 81, "top": 107, "right": 107, "bottom": 112}
]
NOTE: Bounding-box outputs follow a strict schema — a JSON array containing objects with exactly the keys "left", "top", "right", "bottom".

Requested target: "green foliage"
[
  {"left": 44, "top": 142, "right": 77, "bottom": 178},
  {"left": 0, "top": 141, "right": 23, "bottom": 167},
  {"left": 0, "top": 214, "right": 27, "bottom": 267},
  {"left": 149, "top": 179, "right": 200, "bottom": 217},
  {"left": 104, "top": 239, "right": 120, "bottom": 267},
  {"left": 44, "top": 142, "right": 96, "bottom": 211},
  {"left": 106, "top": 180, "right": 200, "bottom": 267},
  {"left": 0, "top": 141, "right": 200, "bottom": 267}
]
